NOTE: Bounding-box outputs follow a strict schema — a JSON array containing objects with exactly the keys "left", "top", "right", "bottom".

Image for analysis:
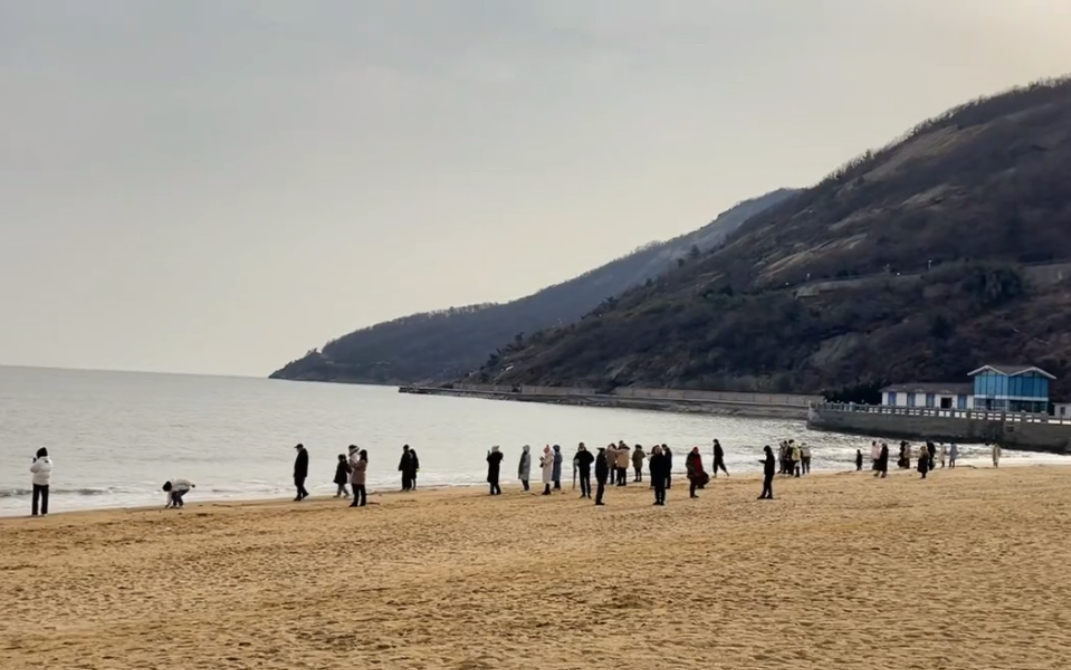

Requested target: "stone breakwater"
[{"left": 399, "top": 384, "right": 820, "bottom": 420}]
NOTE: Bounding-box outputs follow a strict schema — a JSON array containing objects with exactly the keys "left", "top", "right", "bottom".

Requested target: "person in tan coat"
[{"left": 615, "top": 441, "right": 630, "bottom": 486}]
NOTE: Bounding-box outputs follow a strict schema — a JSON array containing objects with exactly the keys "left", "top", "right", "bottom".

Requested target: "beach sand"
[{"left": 3, "top": 465, "right": 1070, "bottom": 670}]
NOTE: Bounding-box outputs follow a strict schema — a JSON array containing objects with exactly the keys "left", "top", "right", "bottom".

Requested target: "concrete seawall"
[
  {"left": 808, "top": 404, "right": 1071, "bottom": 454},
  {"left": 399, "top": 384, "right": 820, "bottom": 420}
]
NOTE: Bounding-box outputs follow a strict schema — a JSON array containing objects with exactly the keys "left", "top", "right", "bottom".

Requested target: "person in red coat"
[{"left": 685, "top": 447, "right": 709, "bottom": 499}]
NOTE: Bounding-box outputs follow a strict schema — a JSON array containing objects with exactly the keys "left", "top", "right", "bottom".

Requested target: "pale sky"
[{"left": 2, "top": 1, "right": 1070, "bottom": 376}]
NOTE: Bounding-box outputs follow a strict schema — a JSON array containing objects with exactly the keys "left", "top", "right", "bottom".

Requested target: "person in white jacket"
[
  {"left": 162, "top": 478, "right": 195, "bottom": 508},
  {"left": 30, "top": 448, "right": 53, "bottom": 516}
]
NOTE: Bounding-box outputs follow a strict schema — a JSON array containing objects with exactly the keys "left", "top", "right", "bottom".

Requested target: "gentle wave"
[{"left": 0, "top": 486, "right": 126, "bottom": 498}]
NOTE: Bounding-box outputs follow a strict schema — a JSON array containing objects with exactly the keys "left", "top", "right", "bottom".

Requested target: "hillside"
[
  {"left": 271, "top": 188, "right": 798, "bottom": 383},
  {"left": 477, "top": 77, "right": 1071, "bottom": 399}
]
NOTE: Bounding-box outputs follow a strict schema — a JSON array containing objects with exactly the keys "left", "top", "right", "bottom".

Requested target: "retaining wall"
[{"left": 450, "top": 383, "right": 818, "bottom": 407}]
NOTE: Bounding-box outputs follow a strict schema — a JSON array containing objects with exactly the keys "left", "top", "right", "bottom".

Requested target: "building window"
[
  {"left": 887, "top": 392, "right": 897, "bottom": 406},
  {"left": 957, "top": 395, "right": 967, "bottom": 410},
  {"left": 925, "top": 393, "right": 935, "bottom": 408},
  {"left": 908, "top": 393, "right": 916, "bottom": 407}
]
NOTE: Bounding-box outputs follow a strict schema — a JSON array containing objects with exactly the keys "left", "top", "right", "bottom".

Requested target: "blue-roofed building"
[{"left": 968, "top": 364, "right": 1055, "bottom": 413}]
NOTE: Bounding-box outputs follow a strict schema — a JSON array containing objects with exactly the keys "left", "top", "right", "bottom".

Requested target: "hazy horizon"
[{"left": 3, "top": 1, "right": 1071, "bottom": 376}]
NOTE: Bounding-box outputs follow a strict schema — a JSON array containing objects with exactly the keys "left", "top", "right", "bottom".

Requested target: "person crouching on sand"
[
  {"left": 350, "top": 449, "right": 369, "bottom": 507},
  {"left": 518, "top": 445, "right": 531, "bottom": 491},
  {"left": 540, "top": 446, "right": 553, "bottom": 496},
  {"left": 759, "top": 446, "right": 775, "bottom": 500},
  {"left": 649, "top": 445, "right": 668, "bottom": 505},
  {"left": 334, "top": 452, "right": 352, "bottom": 498},
  {"left": 163, "top": 479, "right": 195, "bottom": 508}
]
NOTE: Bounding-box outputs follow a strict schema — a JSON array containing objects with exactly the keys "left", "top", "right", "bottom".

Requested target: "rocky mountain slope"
[
  {"left": 271, "top": 188, "right": 798, "bottom": 384},
  {"left": 477, "top": 77, "right": 1071, "bottom": 398}
]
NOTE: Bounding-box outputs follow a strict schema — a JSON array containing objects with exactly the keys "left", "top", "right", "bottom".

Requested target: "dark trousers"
[
  {"left": 579, "top": 471, "right": 591, "bottom": 497},
  {"left": 401, "top": 475, "right": 412, "bottom": 491},
  {"left": 654, "top": 480, "right": 666, "bottom": 504},
  {"left": 616, "top": 467, "right": 626, "bottom": 486},
  {"left": 634, "top": 466, "right": 642, "bottom": 482},
  {"left": 294, "top": 476, "right": 308, "bottom": 499},
  {"left": 351, "top": 484, "right": 367, "bottom": 506},
  {"left": 553, "top": 479, "right": 561, "bottom": 490},
  {"left": 802, "top": 457, "right": 811, "bottom": 474},
  {"left": 713, "top": 459, "right": 728, "bottom": 476},
  {"left": 489, "top": 479, "right": 501, "bottom": 495},
  {"left": 666, "top": 471, "right": 672, "bottom": 488},
  {"left": 170, "top": 489, "right": 187, "bottom": 507},
  {"left": 595, "top": 481, "right": 606, "bottom": 504},
  {"left": 521, "top": 479, "right": 529, "bottom": 491},
  {"left": 689, "top": 481, "right": 698, "bottom": 497},
  {"left": 32, "top": 484, "right": 50, "bottom": 516},
  {"left": 760, "top": 474, "right": 773, "bottom": 499}
]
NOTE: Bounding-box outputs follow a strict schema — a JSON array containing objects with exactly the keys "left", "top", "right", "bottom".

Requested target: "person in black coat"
[
  {"left": 712, "top": 439, "right": 729, "bottom": 477},
  {"left": 399, "top": 445, "right": 418, "bottom": 491},
  {"left": 293, "top": 443, "right": 309, "bottom": 501},
  {"left": 649, "top": 445, "right": 669, "bottom": 505},
  {"left": 758, "top": 445, "right": 775, "bottom": 499},
  {"left": 594, "top": 447, "right": 610, "bottom": 506},
  {"left": 574, "top": 443, "right": 595, "bottom": 499},
  {"left": 663, "top": 445, "right": 673, "bottom": 489},
  {"left": 855, "top": 449, "right": 863, "bottom": 471},
  {"left": 334, "top": 453, "right": 351, "bottom": 498},
  {"left": 486, "top": 446, "right": 504, "bottom": 495},
  {"left": 877, "top": 442, "right": 889, "bottom": 478}
]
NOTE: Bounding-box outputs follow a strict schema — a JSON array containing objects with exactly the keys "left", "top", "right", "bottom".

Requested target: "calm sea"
[{"left": 1, "top": 366, "right": 1066, "bottom": 516}]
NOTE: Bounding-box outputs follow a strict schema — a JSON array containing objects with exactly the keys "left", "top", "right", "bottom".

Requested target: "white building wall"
[{"left": 882, "top": 391, "right": 974, "bottom": 409}]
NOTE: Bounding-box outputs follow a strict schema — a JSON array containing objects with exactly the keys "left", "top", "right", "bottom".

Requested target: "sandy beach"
[{"left": 3, "top": 466, "right": 1070, "bottom": 669}]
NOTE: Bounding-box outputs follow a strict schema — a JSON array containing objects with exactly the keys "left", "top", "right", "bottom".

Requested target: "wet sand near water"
[{"left": 2, "top": 465, "right": 1070, "bottom": 669}]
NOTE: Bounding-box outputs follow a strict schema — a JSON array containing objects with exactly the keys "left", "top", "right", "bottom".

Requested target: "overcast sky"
[{"left": 2, "top": 1, "right": 1070, "bottom": 376}]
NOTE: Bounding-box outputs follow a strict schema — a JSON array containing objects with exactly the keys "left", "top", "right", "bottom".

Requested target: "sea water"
[{"left": 1, "top": 366, "right": 1066, "bottom": 516}]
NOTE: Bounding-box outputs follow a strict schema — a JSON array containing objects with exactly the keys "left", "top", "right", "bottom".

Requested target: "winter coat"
[
  {"left": 30, "top": 457, "right": 53, "bottom": 486},
  {"left": 949, "top": 443, "right": 959, "bottom": 459},
  {"left": 541, "top": 449, "right": 554, "bottom": 484},
  {"left": 487, "top": 450, "right": 503, "bottom": 482},
  {"left": 294, "top": 449, "right": 309, "bottom": 478},
  {"left": 686, "top": 450, "right": 708, "bottom": 484},
  {"left": 713, "top": 442, "right": 725, "bottom": 461},
  {"left": 351, "top": 458, "right": 368, "bottom": 486},
  {"left": 649, "top": 453, "right": 670, "bottom": 481},
  {"left": 348, "top": 452, "right": 362, "bottom": 485},
  {"left": 552, "top": 446, "right": 563, "bottom": 481},
  {"left": 762, "top": 450, "right": 776, "bottom": 476},
  {"left": 595, "top": 450, "right": 610, "bottom": 484},
  {"left": 615, "top": 447, "right": 630, "bottom": 469},
  {"left": 632, "top": 448, "right": 645, "bottom": 468},
  {"left": 334, "top": 460, "right": 351, "bottom": 485},
  {"left": 518, "top": 447, "right": 531, "bottom": 480},
  {"left": 575, "top": 449, "right": 594, "bottom": 474}
]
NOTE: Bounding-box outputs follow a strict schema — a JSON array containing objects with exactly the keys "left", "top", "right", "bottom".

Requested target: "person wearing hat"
[
  {"left": 293, "top": 443, "right": 309, "bottom": 501},
  {"left": 350, "top": 448, "right": 369, "bottom": 507}
]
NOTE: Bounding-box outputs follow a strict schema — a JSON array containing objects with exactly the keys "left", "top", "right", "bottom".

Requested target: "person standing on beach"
[
  {"left": 855, "top": 449, "right": 863, "bottom": 471},
  {"left": 575, "top": 443, "right": 594, "bottom": 499},
  {"left": 685, "top": 447, "right": 708, "bottom": 498},
  {"left": 758, "top": 446, "right": 775, "bottom": 500},
  {"left": 486, "top": 446, "right": 504, "bottom": 495},
  {"left": 791, "top": 442, "right": 802, "bottom": 477},
  {"left": 594, "top": 446, "right": 610, "bottom": 506},
  {"left": 409, "top": 448, "right": 421, "bottom": 489},
  {"left": 928, "top": 442, "right": 937, "bottom": 472},
  {"left": 917, "top": 444, "right": 930, "bottom": 479},
  {"left": 552, "top": 445, "right": 564, "bottom": 491},
  {"left": 350, "top": 449, "right": 369, "bottom": 507},
  {"left": 877, "top": 442, "right": 889, "bottom": 478},
  {"left": 632, "top": 444, "right": 646, "bottom": 483},
  {"left": 615, "top": 441, "right": 629, "bottom": 486},
  {"left": 334, "top": 453, "right": 352, "bottom": 498},
  {"left": 540, "top": 446, "right": 554, "bottom": 495},
  {"left": 949, "top": 442, "right": 959, "bottom": 468},
  {"left": 712, "top": 439, "right": 729, "bottom": 478},
  {"left": 663, "top": 445, "right": 673, "bottom": 488},
  {"left": 518, "top": 445, "right": 531, "bottom": 492},
  {"left": 649, "top": 445, "right": 668, "bottom": 505},
  {"left": 30, "top": 447, "right": 53, "bottom": 516},
  {"left": 992, "top": 443, "right": 1002, "bottom": 467},
  {"left": 800, "top": 443, "right": 812, "bottom": 475},
  {"left": 870, "top": 442, "right": 881, "bottom": 472},
  {"left": 399, "top": 445, "right": 416, "bottom": 492},
  {"left": 938, "top": 443, "right": 947, "bottom": 468},
  {"left": 163, "top": 478, "right": 195, "bottom": 508},
  {"left": 293, "top": 443, "right": 310, "bottom": 501}
]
